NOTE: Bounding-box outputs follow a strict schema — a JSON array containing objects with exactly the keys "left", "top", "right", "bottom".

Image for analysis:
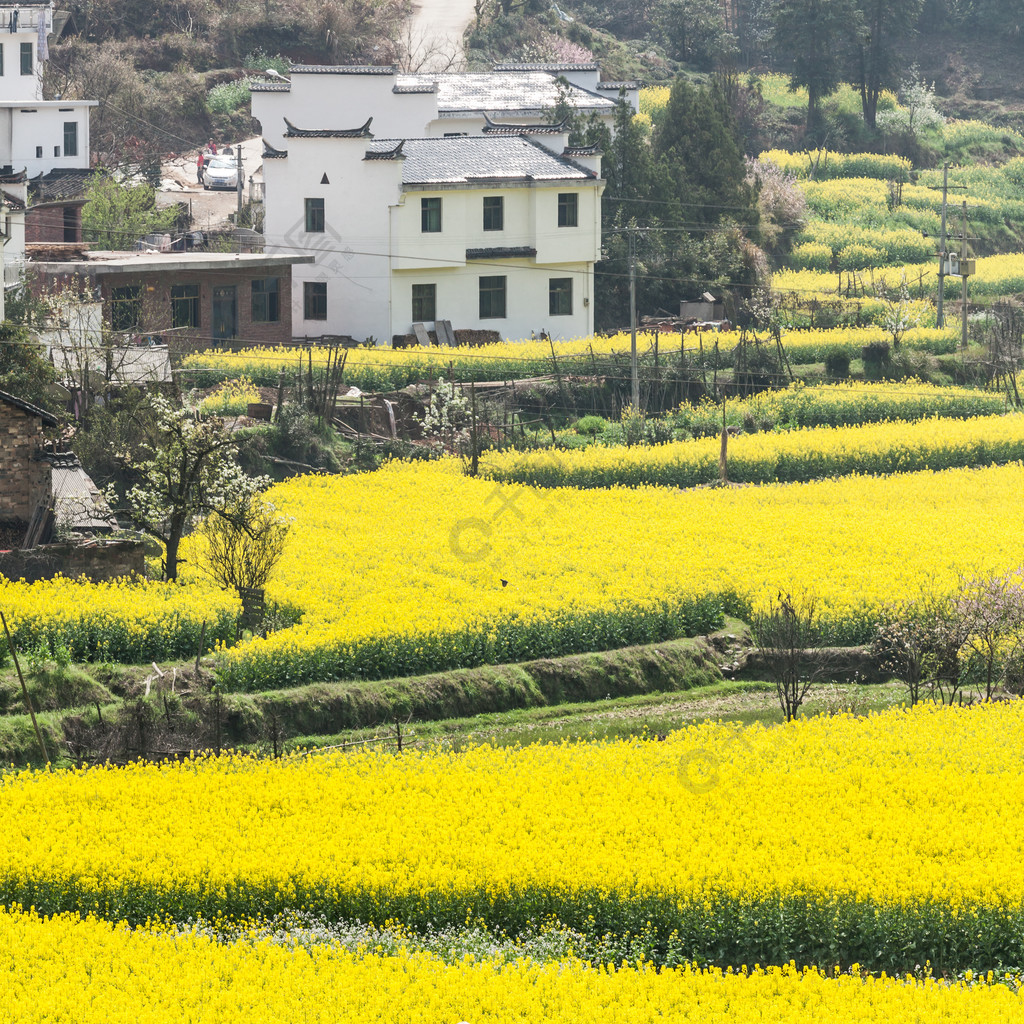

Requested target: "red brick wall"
[
  {"left": 26, "top": 204, "right": 83, "bottom": 244},
  {"left": 0, "top": 402, "right": 52, "bottom": 525},
  {"left": 40, "top": 265, "right": 295, "bottom": 348}
]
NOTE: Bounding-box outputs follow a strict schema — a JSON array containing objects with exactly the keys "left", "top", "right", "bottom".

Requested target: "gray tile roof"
[
  {"left": 0, "top": 389, "right": 58, "bottom": 426},
  {"left": 290, "top": 64, "right": 396, "bottom": 75},
  {"left": 394, "top": 72, "right": 615, "bottom": 115},
  {"left": 250, "top": 80, "right": 290, "bottom": 92},
  {"left": 364, "top": 136, "right": 596, "bottom": 185},
  {"left": 466, "top": 246, "right": 537, "bottom": 260},
  {"left": 597, "top": 81, "right": 640, "bottom": 91},
  {"left": 283, "top": 116, "right": 373, "bottom": 138},
  {"left": 29, "top": 168, "right": 93, "bottom": 204},
  {"left": 494, "top": 62, "right": 599, "bottom": 72},
  {"left": 481, "top": 113, "right": 569, "bottom": 135}
]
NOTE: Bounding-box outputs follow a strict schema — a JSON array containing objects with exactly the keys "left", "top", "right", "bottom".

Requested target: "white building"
[
  {"left": 261, "top": 117, "right": 604, "bottom": 344},
  {"left": 253, "top": 63, "right": 620, "bottom": 344},
  {"left": 0, "top": 2, "right": 94, "bottom": 300},
  {"left": 252, "top": 62, "right": 639, "bottom": 152},
  {"left": 0, "top": 2, "right": 94, "bottom": 179},
  {"left": 0, "top": 173, "right": 26, "bottom": 317}
]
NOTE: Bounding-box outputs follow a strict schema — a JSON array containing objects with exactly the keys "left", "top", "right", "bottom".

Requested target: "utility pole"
[
  {"left": 937, "top": 162, "right": 948, "bottom": 328},
  {"left": 628, "top": 224, "right": 639, "bottom": 411},
  {"left": 236, "top": 145, "right": 244, "bottom": 248},
  {"left": 961, "top": 199, "right": 969, "bottom": 351}
]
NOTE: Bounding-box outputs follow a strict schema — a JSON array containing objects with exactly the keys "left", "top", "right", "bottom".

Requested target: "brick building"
[
  {"left": 26, "top": 168, "right": 91, "bottom": 243},
  {"left": 29, "top": 250, "right": 316, "bottom": 349},
  {"left": 0, "top": 389, "right": 56, "bottom": 540}
]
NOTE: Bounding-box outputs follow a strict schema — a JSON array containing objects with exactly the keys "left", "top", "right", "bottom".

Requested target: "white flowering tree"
[{"left": 122, "top": 395, "right": 266, "bottom": 580}]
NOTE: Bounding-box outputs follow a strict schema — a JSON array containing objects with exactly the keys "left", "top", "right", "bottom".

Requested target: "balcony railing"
[{"left": 4, "top": 258, "right": 26, "bottom": 289}]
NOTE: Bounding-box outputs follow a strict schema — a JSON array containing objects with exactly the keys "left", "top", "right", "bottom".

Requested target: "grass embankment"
[{"left": 0, "top": 636, "right": 724, "bottom": 766}]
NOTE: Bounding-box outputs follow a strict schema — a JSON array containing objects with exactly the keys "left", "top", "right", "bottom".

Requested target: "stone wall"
[
  {"left": 0, "top": 402, "right": 51, "bottom": 524},
  {"left": 0, "top": 540, "right": 145, "bottom": 583}
]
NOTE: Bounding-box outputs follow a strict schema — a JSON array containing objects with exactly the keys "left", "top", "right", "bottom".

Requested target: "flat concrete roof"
[
  {"left": 31, "top": 252, "right": 316, "bottom": 275},
  {"left": 0, "top": 100, "right": 98, "bottom": 108}
]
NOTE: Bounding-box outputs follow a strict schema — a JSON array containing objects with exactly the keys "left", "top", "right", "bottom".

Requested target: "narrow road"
[{"left": 406, "top": 0, "right": 477, "bottom": 69}]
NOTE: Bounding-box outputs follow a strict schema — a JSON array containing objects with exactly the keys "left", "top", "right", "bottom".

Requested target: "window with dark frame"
[
  {"left": 557, "top": 192, "right": 578, "bottom": 227},
  {"left": 63, "top": 122, "right": 78, "bottom": 157},
  {"left": 109, "top": 286, "right": 142, "bottom": 333},
  {"left": 251, "top": 277, "right": 280, "bottom": 323},
  {"left": 411, "top": 283, "right": 436, "bottom": 322},
  {"left": 62, "top": 206, "right": 76, "bottom": 243},
  {"left": 0, "top": 45, "right": 5, "bottom": 76},
  {"left": 170, "top": 284, "right": 200, "bottom": 329},
  {"left": 478, "top": 276, "right": 506, "bottom": 319},
  {"left": 304, "top": 197, "right": 325, "bottom": 233},
  {"left": 20, "top": 42, "right": 31, "bottom": 75},
  {"left": 421, "top": 196, "right": 442, "bottom": 233},
  {"left": 304, "top": 281, "right": 327, "bottom": 320},
  {"left": 549, "top": 278, "right": 573, "bottom": 316},
  {"left": 483, "top": 196, "right": 503, "bottom": 232}
]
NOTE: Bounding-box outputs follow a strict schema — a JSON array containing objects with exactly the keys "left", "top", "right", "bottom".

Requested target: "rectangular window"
[
  {"left": 34, "top": 145, "right": 41, "bottom": 158},
  {"left": 304, "top": 197, "right": 325, "bottom": 233},
  {"left": 62, "top": 206, "right": 77, "bottom": 243},
  {"left": 109, "top": 286, "right": 141, "bottom": 333},
  {"left": 251, "top": 277, "right": 280, "bottom": 323},
  {"left": 421, "top": 196, "right": 441, "bottom": 233},
  {"left": 63, "top": 122, "right": 78, "bottom": 158},
  {"left": 20, "top": 42, "right": 32, "bottom": 76},
  {"left": 557, "top": 192, "right": 578, "bottom": 227},
  {"left": 483, "top": 196, "right": 503, "bottom": 232},
  {"left": 411, "top": 283, "right": 436, "bottom": 322},
  {"left": 479, "top": 276, "right": 506, "bottom": 319},
  {"left": 549, "top": 278, "right": 573, "bottom": 316},
  {"left": 304, "top": 281, "right": 327, "bottom": 321},
  {"left": 0, "top": 45, "right": 5, "bottom": 76},
  {"left": 170, "top": 284, "right": 200, "bottom": 329}
]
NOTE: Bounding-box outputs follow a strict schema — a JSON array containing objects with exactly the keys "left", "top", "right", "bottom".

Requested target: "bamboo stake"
[{"left": 1, "top": 611, "right": 48, "bottom": 765}]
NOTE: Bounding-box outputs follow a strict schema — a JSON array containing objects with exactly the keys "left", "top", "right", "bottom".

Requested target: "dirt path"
[
  {"left": 155, "top": 136, "right": 264, "bottom": 234},
  {"left": 406, "top": 0, "right": 476, "bottom": 69}
]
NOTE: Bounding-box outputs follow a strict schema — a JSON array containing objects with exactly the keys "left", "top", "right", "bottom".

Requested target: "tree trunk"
[
  {"left": 806, "top": 80, "right": 819, "bottom": 133},
  {"left": 164, "top": 533, "right": 181, "bottom": 581}
]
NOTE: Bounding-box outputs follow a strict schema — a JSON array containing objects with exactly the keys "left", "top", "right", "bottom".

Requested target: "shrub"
[
  {"left": 207, "top": 80, "right": 250, "bottom": 115},
  {"left": 575, "top": 415, "right": 607, "bottom": 436},
  {"left": 791, "top": 241, "right": 832, "bottom": 271},
  {"left": 838, "top": 244, "right": 883, "bottom": 271},
  {"left": 862, "top": 341, "right": 891, "bottom": 378},
  {"left": 824, "top": 348, "right": 851, "bottom": 379}
]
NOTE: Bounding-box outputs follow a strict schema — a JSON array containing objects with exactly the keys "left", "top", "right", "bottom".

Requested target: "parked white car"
[{"left": 204, "top": 156, "right": 239, "bottom": 190}]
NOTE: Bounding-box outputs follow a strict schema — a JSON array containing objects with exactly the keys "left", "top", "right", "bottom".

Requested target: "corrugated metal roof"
[{"left": 363, "top": 136, "right": 595, "bottom": 184}]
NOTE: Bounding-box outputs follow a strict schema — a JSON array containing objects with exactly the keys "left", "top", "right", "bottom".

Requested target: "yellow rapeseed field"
[
  {"left": 0, "top": 574, "right": 238, "bottom": 662},
  {"left": 180, "top": 326, "right": 960, "bottom": 389},
  {"left": 207, "top": 460, "right": 1024, "bottom": 687},
  {"left": 4, "top": 702, "right": 1024, "bottom": 968},
  {"left": 482, "top": 412, "right": 1024, "bottom": 488},
  {"left": 2, "top": 907, "right": 1022, "bottom": 1023}
]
